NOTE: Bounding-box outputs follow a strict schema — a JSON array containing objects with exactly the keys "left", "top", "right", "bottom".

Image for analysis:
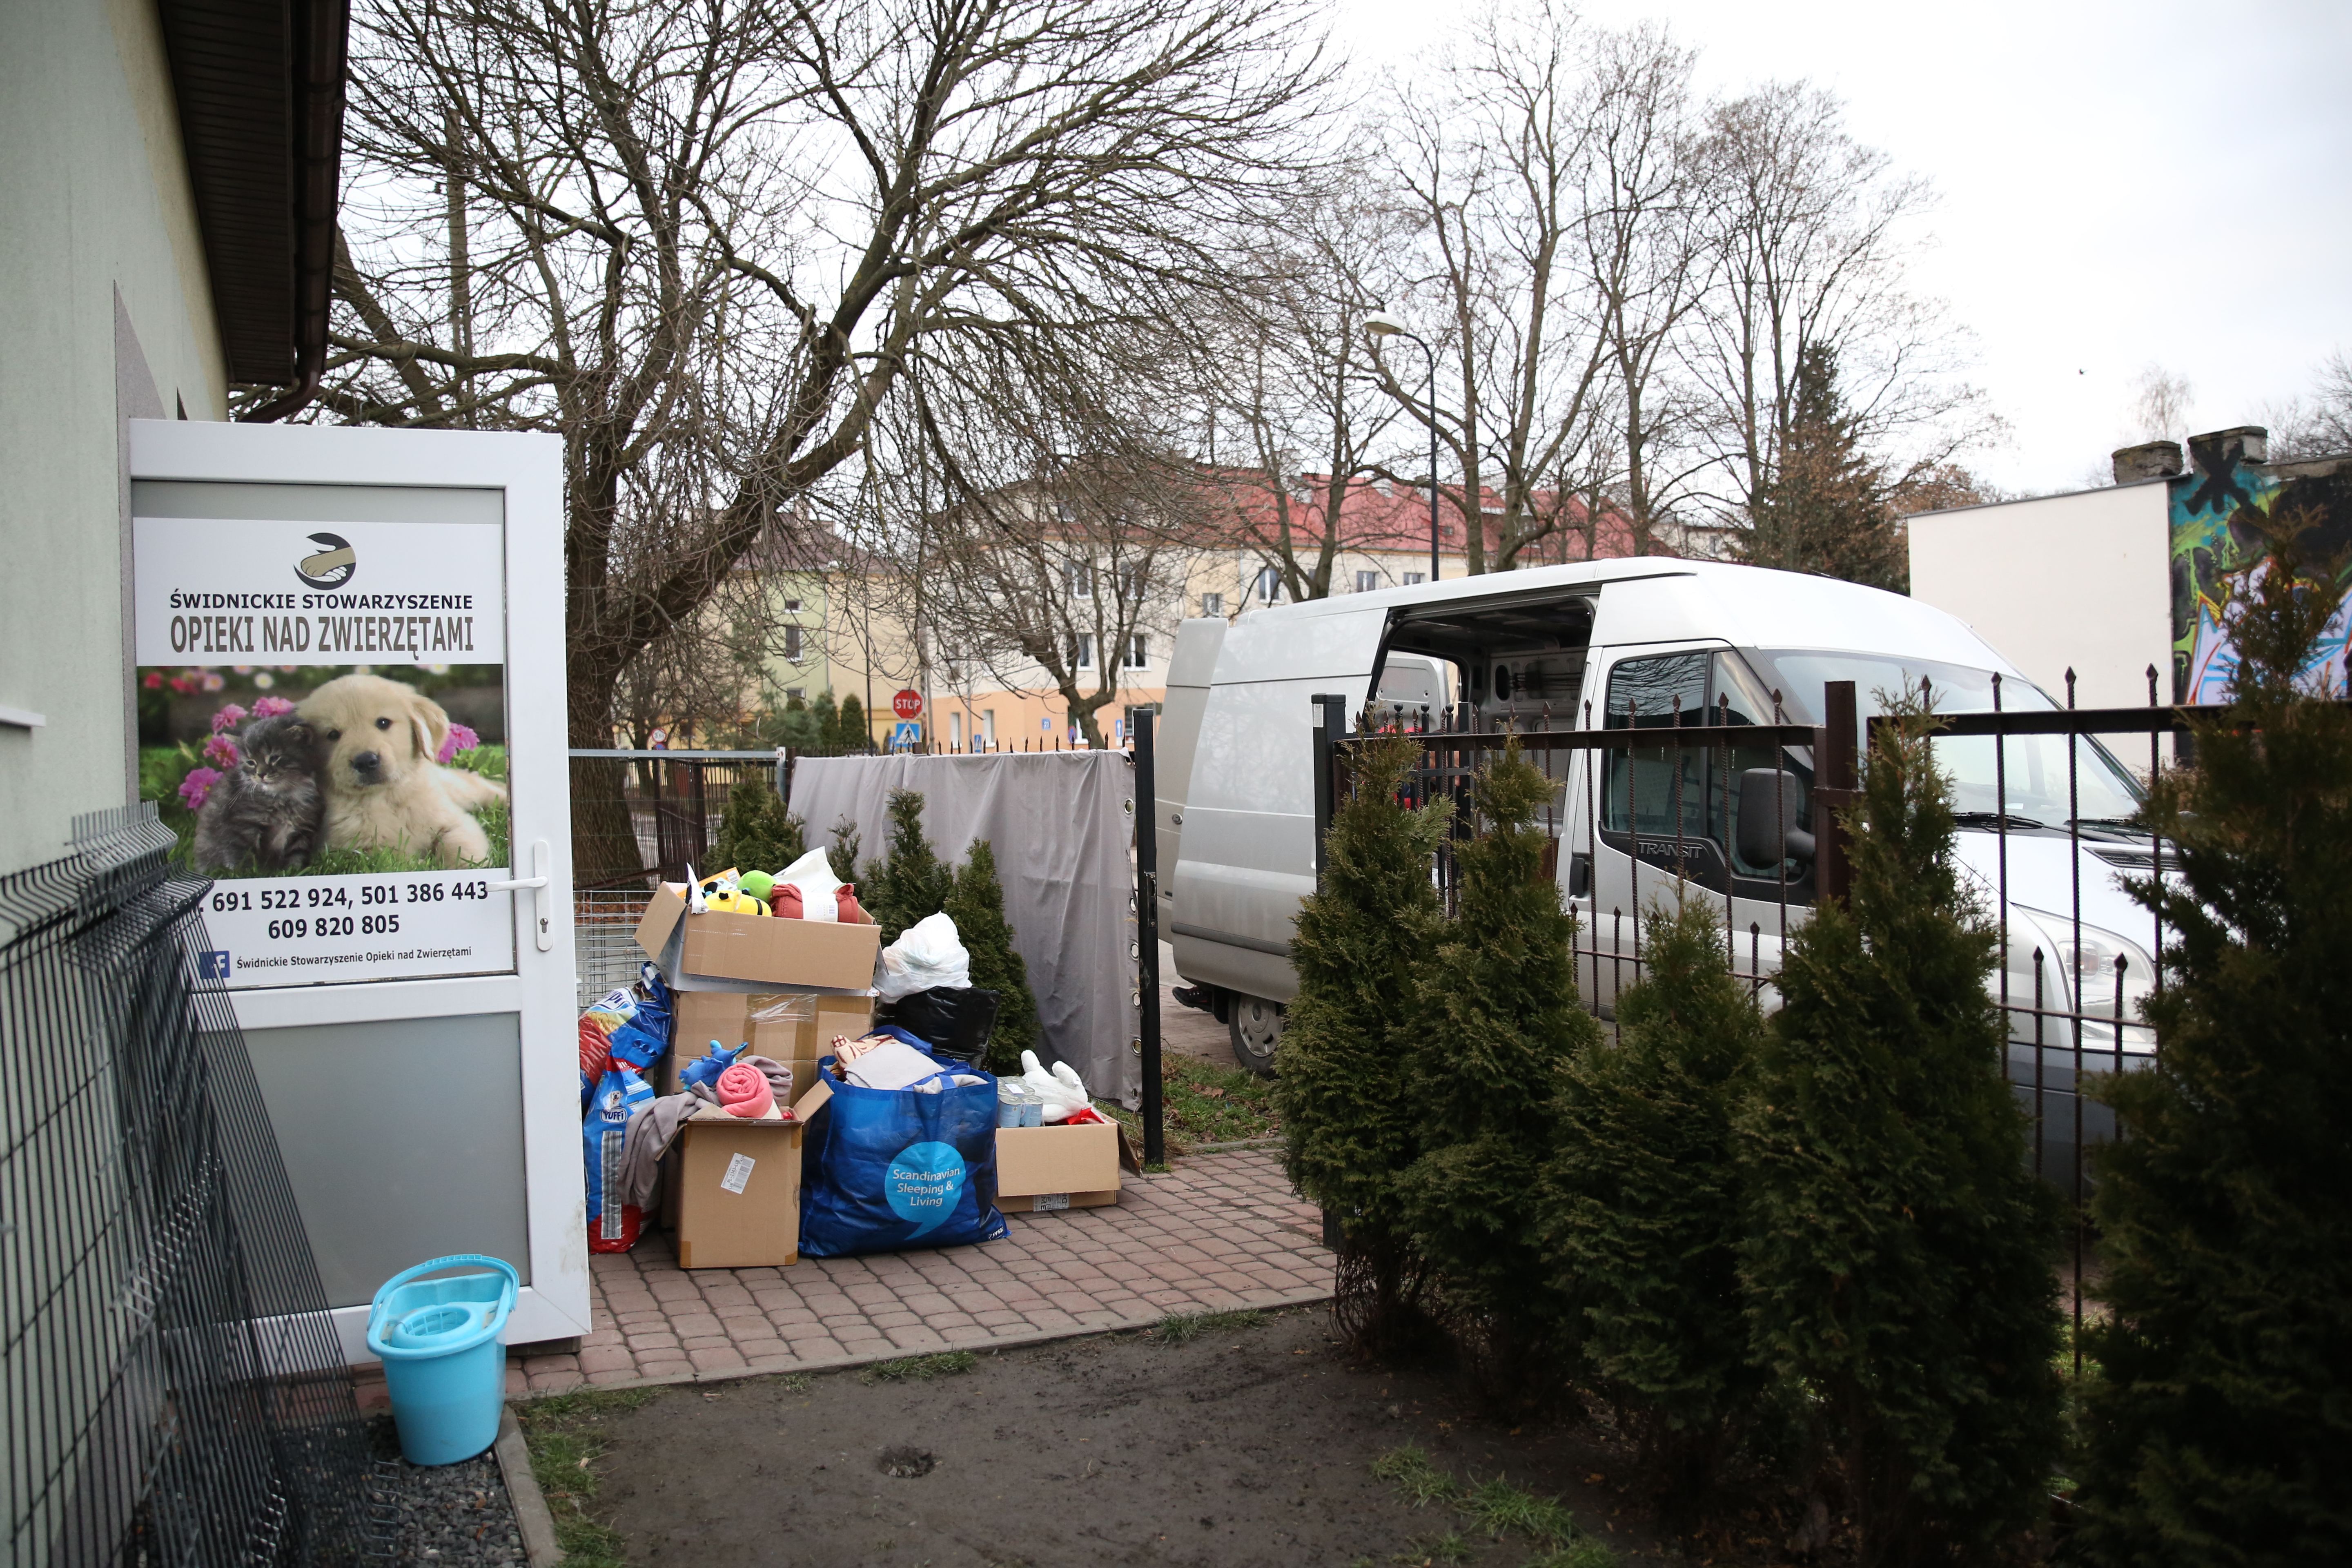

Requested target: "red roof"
[{"left": 1192, "top": 471, "right": 1648, "bottom": 562}]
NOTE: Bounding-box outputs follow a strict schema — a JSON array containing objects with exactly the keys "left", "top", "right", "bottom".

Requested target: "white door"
[{"left": 128, "top": 420, "right": 583, "bottom": 1360}]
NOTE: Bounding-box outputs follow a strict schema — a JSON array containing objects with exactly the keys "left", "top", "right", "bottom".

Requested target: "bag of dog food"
[
  {"left": 575, "top": 964, "right": 674, "bottom": 1110},
  {"left": 584, "top": 1062, "right": 656, "bottom": 1253}
]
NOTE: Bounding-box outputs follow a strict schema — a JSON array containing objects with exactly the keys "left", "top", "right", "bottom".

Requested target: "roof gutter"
[{"left": 239, "top": 0, "right": 350, "bottom": 423}]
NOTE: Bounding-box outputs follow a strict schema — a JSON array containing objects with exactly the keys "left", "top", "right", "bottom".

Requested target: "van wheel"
[{"left": 1229, "top": 996, "right": 1284, "bottom": 1076}]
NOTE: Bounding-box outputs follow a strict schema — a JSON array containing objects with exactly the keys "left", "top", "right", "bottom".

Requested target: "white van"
[{"left": 1157, "top": 559, "right": 2158, "bottom": 1175}]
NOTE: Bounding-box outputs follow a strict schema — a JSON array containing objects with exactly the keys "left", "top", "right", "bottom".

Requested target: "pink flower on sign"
[
  {"left": 201, "top": 672, "right": 225, "bottom": 692},
  {"left": 179, "top": 767, "right": 222, "bottom": 812},
  {"left": 252, "top": 695, "right": 295, "bottom": 718},
  {"left": 211, "top": 704, "right": 249, "bottom": 734},
  {"left": 437, "top": 722, "right": 481, "bottom": 764},
  {"left": 143, "top": 671, "right": 165, "bottom": 690},
  {"left": 203, "top": 734, "right": 241, "bottom": 769}
]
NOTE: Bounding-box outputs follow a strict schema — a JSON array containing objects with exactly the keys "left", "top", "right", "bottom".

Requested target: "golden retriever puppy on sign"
[{"left": 298, "top": 674, "right": 508, "bottom": 867}]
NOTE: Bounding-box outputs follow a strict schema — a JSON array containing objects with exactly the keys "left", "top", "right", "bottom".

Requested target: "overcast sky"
[{"left": 1325, "top": 0, "right": 2352, "bottom": 494}]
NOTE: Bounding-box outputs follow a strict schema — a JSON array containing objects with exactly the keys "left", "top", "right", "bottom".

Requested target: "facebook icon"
[{"left": 196, "top": 951, "right": 232, "bottom": 980}]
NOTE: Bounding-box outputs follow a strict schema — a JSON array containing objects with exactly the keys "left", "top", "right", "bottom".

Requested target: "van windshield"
[{"left": 1743, "top": 648, "right": 2144, "bottom": 829}]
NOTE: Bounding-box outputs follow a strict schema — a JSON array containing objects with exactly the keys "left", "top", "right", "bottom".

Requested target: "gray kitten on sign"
[{"left": 193, "top": 714, "right": 326, "bottom": 873}]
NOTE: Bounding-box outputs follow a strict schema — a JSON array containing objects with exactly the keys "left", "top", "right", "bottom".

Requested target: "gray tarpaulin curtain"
[{"left": 787, "top": 751, "right": 1139, "bottom": 1106}]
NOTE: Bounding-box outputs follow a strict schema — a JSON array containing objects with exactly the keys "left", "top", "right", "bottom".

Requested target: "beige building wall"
[
  {"left": 1908, "top": 481, "right": 2174, "bottom": 711},
  {"left": 0, "top": 0, "right": 230, "bottom": 872}
]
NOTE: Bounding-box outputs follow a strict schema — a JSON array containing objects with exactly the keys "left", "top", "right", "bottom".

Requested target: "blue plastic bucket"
[{"left": 366, "top": 1254, "right": 519, "bottom": 1466}]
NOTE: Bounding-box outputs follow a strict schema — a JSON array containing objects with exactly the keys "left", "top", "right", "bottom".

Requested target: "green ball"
[{"left": 737, "top": 871, "right": 775, "bottom": 901}]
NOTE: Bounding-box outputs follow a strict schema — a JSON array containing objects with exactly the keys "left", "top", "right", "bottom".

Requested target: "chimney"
[
  {"left": 2111, "top": 441, "right": 2184, "bottom": 485},
  {"left": 2187, "top": 425, "right": 2269, "bottom": 475}
]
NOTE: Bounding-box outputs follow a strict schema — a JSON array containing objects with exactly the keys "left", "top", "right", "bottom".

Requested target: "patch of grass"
[
  {"left": 1100, "top": 1054, "right": 1280, "bottom": 1152},
  {"left": 1154, "top": 1307, "right": 1268, "bottom": 1346},
  {"left": 518, "top": 1384, "right": 660, "bottom": 1568},
  {"left": 778, "top": 1373, "right": 812, "bottom": 1394},
  {"left": 1460, "top": 1476, "right": 1577, "bottom": 1545},
  {"left": 1372, "top": 1446, "right": 1460, "bottom": 1508},
  {"left": 1371, "top": 1448, "right": 1615, "bottom": 1566},
  {"left": 863, "top": 1350, "right": 977, "bottom": 1382},
  {"left": 1390, "top": 1531, "right": 1471, "bottom": 1564}
]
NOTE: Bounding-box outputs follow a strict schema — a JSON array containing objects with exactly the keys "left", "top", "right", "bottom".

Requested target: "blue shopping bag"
[{"left": 800, "top": 1038, "right": 1008, "bottom": 1258}]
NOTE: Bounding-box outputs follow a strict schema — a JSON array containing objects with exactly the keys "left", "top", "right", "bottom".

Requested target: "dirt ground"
[{"left": 584, "top": 1306, "right": 1773, "bottom": 1568}]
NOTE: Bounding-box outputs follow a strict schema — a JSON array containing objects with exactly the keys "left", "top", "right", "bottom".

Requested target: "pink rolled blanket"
[{"left": 715, "top": 1061, "right": 775, "bottom": 1118}]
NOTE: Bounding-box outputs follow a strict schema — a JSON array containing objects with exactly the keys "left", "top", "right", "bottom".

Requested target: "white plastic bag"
[{"left": 875, "top": 911, "right": 972, "bottom": 1001}]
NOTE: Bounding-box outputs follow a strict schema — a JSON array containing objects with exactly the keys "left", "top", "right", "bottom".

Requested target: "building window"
[
  {"left": 1403, "top": 572, "right": 1425, "bottom": 586},
  {"left": 783, "top": 598, "right": 803, "bottom": 613},
  {"left": 983, "top": 709, "right": 998, "bottom": 747},
  {"left": 950, "top": 711, "right": 964, "bottom": 750},
  {"left": 1123, "top": 635, "right": 1148, "bottom": 670},
  {"left": 1114, "top": 563, "right": 1146, "bottom": 600},
  {"left": 1066, "top": 561, "right": 1093, "bottom": 599},
  {"left": 783, "top": 625, "right": 804, "bottom": 661},
  {"left": 1355, "top": 570, "right": 1379, "bottom": 593},
  {"left": 1255, "top": 566, "right": 1281, "bottom": 604},
  {"left": 1070, "top": 633, "right": 1094, "bottom": 669},
  {"left": 1200, "top": 592, "right": 1223, "bottom": 618},
  {"left": 785, "top": 686, "right": 805, "bottom": 701}
]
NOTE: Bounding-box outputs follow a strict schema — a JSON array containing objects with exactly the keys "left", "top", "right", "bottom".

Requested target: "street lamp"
[{"left": 1363, "top": 309, "right": 1441, "bottom": 583}]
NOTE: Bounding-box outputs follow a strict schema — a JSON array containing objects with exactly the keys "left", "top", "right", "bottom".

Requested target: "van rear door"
[{"left": 1169, "top": 605, "right": 1389, "bottom": 1002}]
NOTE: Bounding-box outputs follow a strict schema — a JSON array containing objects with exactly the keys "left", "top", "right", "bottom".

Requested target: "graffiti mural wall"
[{"left": 2169, "top": 430, "right": 2352, "bottom": 703}]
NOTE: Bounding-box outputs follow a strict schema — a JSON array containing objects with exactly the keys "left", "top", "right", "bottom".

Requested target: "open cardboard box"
[
  {"left": 635, "top": 878, "right": 882, "bottom": 993},
  {"left": 995, "top": 1118, "right": 1139, "bottom": 1213},
  {"left": 663, "top": 989, "right": 875, "bottom": 1096},
  {"left": 670, "top": 1078, "right": 835, "bottom": 1270}
]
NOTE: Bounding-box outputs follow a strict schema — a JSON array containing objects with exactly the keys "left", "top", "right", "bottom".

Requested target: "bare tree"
[
  {"left": 1370, "top": 2, "right": 1621, "bottom": 575},
  {"left": 1194, "top": 185, "right": 1413, "bottom": 599},
  {"left": 316, "top": 0, "right": 1324, "bottom": 874},
  {"left": 2264, "top": 349, "right": 2352, "bottom": 462},
  {"left": 1684, "top": 82, "right": 1993, "bottom": 547}
]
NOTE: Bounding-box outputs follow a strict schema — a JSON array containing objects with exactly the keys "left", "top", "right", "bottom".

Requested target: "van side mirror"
[{"left": 1738, "top": 769, "right": 1816, "bottom": 866}]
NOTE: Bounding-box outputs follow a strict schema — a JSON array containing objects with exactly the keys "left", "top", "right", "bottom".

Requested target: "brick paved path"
[{"left": 460, "top": 1147, "right": 1328, "bottom": 1400}]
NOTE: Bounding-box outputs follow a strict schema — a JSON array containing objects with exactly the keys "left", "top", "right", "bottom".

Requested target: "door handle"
[{"left": 490, "top": 840, "right": 556, "bottom": 952}]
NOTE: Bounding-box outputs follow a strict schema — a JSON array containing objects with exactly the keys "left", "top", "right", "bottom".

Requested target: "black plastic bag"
[{"left": 885, "top": 987, "right": 1002, "bottom": 1065}]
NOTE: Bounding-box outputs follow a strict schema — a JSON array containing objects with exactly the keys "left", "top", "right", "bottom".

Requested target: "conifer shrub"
[
  {"left": 943, "top": 839, "right": 1041, "bottom": 1075},
  {"left": 838, "top": 693, "right": 868, "bottom": 753},
  {"left": 1396, "top": 738, "right": 1599, "bottom": 1381},
  {"left": 2071, "top": 519, "right": 2352, "bottom": 1564},
  {"left": 710, "top": 773, "right": 804, "bottom": 878},
  {"left": 1277, "top": 731, "right": 1450, "bottom": 1356},
  {"left": 865, "top": 788, "right": 954, "bottom": 942},
  {"left": 1542, "top": 890, "right": 1770, "bottom": 1519},
  {"left": 1737, "top": 693, "right": 2064, "bottom": 1564},
  {"left": 824, "top": 816, "right": 861, "bottom": 887}
]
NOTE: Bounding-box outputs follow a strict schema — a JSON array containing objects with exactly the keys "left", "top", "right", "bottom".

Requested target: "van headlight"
[{"left": 2008, "top": 907, "right": 2157, "bottom": 1056}]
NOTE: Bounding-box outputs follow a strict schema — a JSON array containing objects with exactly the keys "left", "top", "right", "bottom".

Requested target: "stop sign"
[{"left": 892, "top": 688, "right": 922, "bottom": 720}]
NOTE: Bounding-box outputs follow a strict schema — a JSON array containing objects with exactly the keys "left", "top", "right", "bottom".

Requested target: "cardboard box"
[
  {"left": 661, "top": 990, "right": 875, "bottom": 1096},
  {"left": 994, "top": 1120, "right": 1137, "bottom": 1213},
  {"left": 670, "top": 1080, "right": 832, "bottom": 1269},
  {"left": 635, "top": 881, "right": 882, "bottom": 992}
]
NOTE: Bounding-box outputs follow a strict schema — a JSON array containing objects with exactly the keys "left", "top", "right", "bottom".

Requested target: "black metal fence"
[
  {"left": 0, "top": 806, "right": 379, "bottom": 1566},
  {"left": 1322, "top": 675, "right": 2218, "bottom": 1361},
  {"left": 567, "top": 750, "right": 790, "bottom": 888}
]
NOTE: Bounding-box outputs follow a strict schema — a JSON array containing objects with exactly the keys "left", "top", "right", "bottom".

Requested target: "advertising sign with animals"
[{"left": 132, "top": 515, "right": 517, "bottom": 987}]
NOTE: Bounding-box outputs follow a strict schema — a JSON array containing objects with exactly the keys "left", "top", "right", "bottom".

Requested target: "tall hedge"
[
  {"left": 710, "top": 772, "right": 804, "bottom": 877},
  {"left": 1396, "top": 738, "right": 1598, "bottom": 1370},
  {"left": 944, "top": 838, "right": 1041, "bottom": 1076},
  {"left": 1543, "top": 891, "right": 1770, "bottom": 1517},
  {"left": 1738, "top": 695, "right": 2063, "bottom": 1564},
  {"left": 1278, "top": 732, "right": 1450, "bottom": 1351},
  {"left": 866, "top": 787, "right": 954, "bottom": 942},
  {"left": 2072, "top": 521, "right": 2352, "bottom": 1563}
]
